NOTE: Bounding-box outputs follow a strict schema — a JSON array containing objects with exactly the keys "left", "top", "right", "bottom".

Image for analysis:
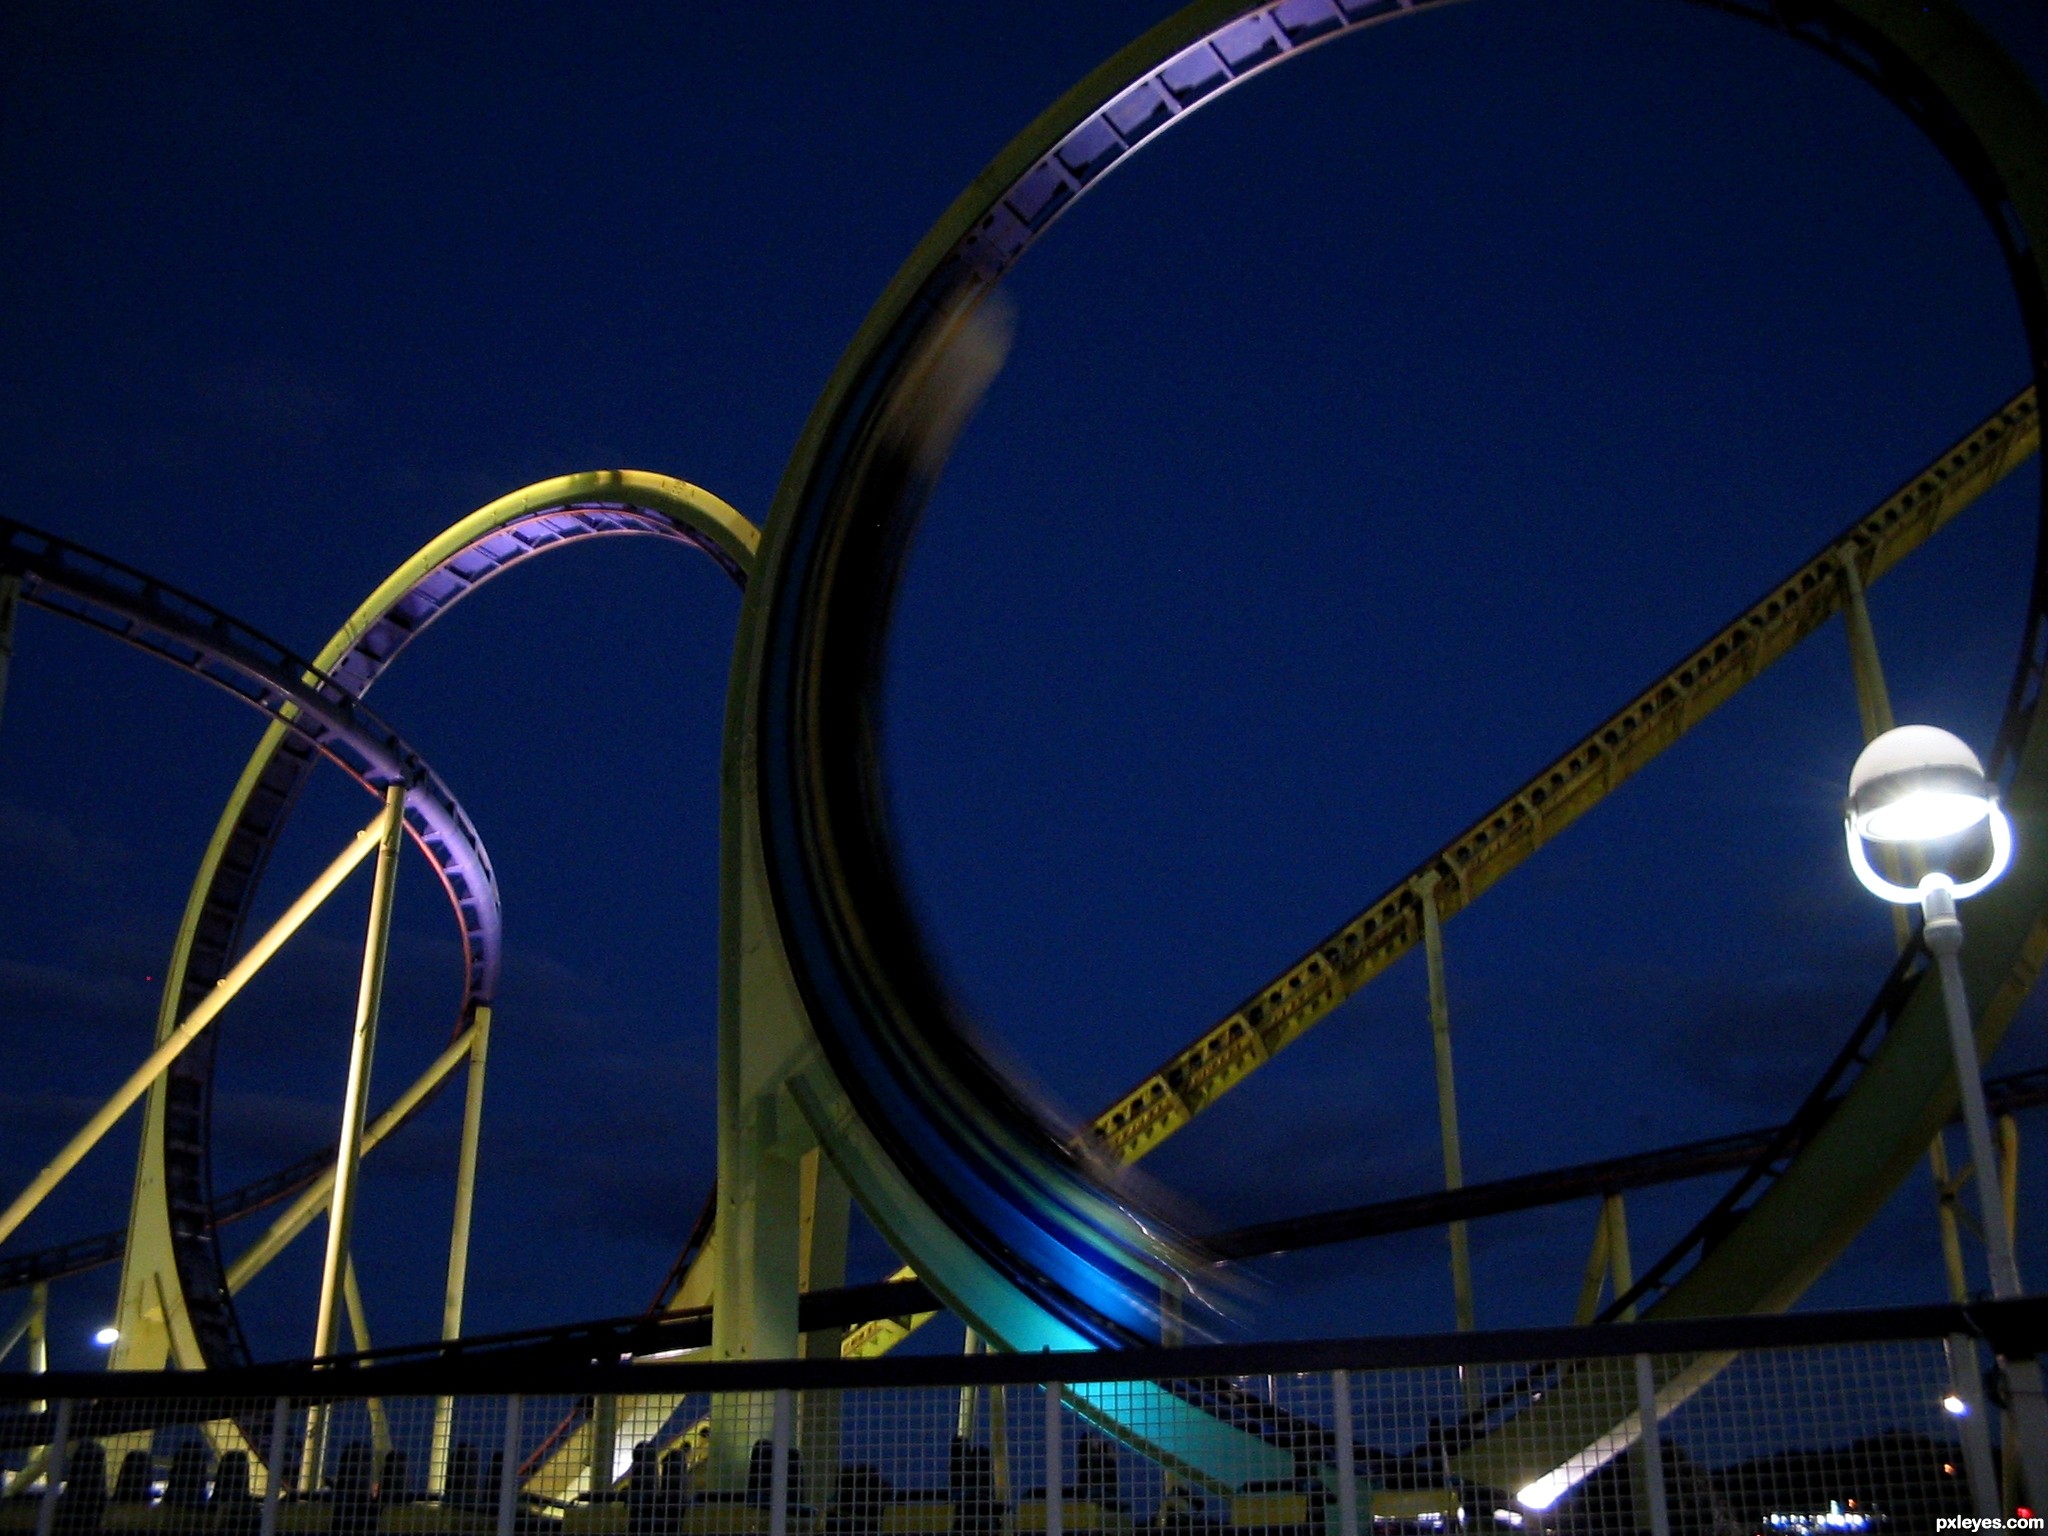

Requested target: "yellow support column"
[
  {"left": 343, "top": 1260, "right": 393, "bottom": 1463},
  {"left": 432, "top": 1008, "right": 490, "bottom": 1496},
  {"left": 1417, "top": 875, "right": 1475, "bottom": 1337},
  {"left": 957, "top": 1329, "right": 982, "bottom": 1440},
  {"left": 1572, "top": 1205, "right": 1613, "bottom": 1325},
  {"left": 1929, "top": 1133, "right": 1972, "bottom": 1302},
  {"left": 313, "top": 782, "right": 407, "bottom": 1360},
  {"left": 227, "top": 1019, "right": 483, "bottom": 1297},
  {"left": 0, "top": 1292, "right": 38, "bottom": 1366},
  {"left": 27, "top": 1282, "right": 46, "bottom": 1376},
  {"left": 588, "top": 1394, "right": 620, "bottom": 1503},
  {"left": 1603, "top": 1194, "right": 1635, "bottom": 1322},
  {"left": 308, "top": 781, "right": 407, "bottom": 1488},
  {"left": 0, "top": 811, "right": 393, "bottom": 1251},
  {"left": 797, "top": 1147, "right": 850, "bottom": 1507}
]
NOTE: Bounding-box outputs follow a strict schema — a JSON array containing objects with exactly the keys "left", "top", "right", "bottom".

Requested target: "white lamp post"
[{"left": 1845, "top": 724, "right": 2019, "bottom": 1298}]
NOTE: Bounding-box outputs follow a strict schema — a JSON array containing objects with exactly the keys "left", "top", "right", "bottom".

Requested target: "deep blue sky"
[{"left": 2, "top": 0, "right": 2046, "bottom": 1370}]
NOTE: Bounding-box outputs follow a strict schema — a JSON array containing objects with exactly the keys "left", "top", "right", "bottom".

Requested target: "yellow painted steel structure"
[
  {"left": 843, "top": 384, "right": 2040, "bottom": 1359},
  {"left": 0, "top": 2, "right": 2038, "bottom": 1513},
  {"left": 1091, "top": 385, "right": 2040, "bottom": 1165},
  {"left": 224, "top": 1016, "right": 487, "bottom": 1297},
  {"left": 113, "top": 472, "right": 757, "bottom": 1373},
  {"left": 0, "top": 802, "right": 398, "bottom": 1252}
]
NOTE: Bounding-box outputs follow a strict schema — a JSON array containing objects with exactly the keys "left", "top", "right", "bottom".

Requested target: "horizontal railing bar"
[
  {"left": 0, "top": 1295, "right": 2040, "bottom": 1412},
  {"left": 1211, "top": 1061, "right": 2048, "bottom": 1258}
]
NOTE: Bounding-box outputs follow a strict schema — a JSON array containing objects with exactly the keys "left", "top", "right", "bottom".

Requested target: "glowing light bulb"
[{"left": 1860, "top": 790, "right": 1990, "bottom": 842}]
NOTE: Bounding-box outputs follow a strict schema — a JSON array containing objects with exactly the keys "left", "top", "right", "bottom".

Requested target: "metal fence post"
[
  {"left": 2004, "top": 1356, "right": 2048, "bottom": 1512},
  {"left": 1633, "top": 1355, "right": 1670, "bottom": 1536},
  {"left": 770, "top": 1388, "right": 793, "bottom": 1536},
  {"left": 1044, "top": 1382, "right": 1062, "bottom": 1536},
  {"left": 260, "top": 1396, "right": 290, "bottom": 1536},
  {"left": 33, "top": 1397, "right": 71, "bottom": 1536},
  {"left": 1947, "top": 1334, "right": 2001, "bottom": 1519},
  {"left": 497, "top": 1394, "right": 522, "bottom": 1536},
  {"left": 1330, "top": 1370, "right": 1359, "bottom": 1536}
]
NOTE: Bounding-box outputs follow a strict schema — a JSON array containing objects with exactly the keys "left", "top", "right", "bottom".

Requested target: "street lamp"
[{"left": 1845, "top": 724, "right": 2019, "bottom": 1298}]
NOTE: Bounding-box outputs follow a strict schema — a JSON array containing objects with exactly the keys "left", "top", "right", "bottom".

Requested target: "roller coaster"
[{"left": 3, "top": 0, "right": 2047, "bottom": 1514}]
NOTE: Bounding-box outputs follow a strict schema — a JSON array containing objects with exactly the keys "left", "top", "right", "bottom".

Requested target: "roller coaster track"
[
  {"left": 838, "top": 382, "right": 2039, "bottom": 1357},
  {"left": 1093, "top": 386, "right": 2041, "bottom": 1163},
  {"left": 0, "top": 1150, "right": 328, "bottom": 1294},
  {"left": 740, "top": 0, "right": 2048, "bottom": 1494},
  {"left": 15, "top": 380, "right": 2016, "bottom": 1462},
  {"left": 21, "top": 1052, "right": 2045, "bottom": 1299},
  {"left": 103, "top": 472, "right": 754, "bottom": 1373},
  {"left": 0, "top": 515, "right": 504, "bottom": 1370},
  {"left": 2, "top": 0, "right": 2044, "bottom": 1507}
]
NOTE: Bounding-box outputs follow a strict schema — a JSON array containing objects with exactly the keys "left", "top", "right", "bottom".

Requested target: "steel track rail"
[
  {"left": 0, "top": 517, "right": 505, "bottom": 1369},
  {"left": 741, "top": 0, "right": 2048, "bottom": 1493},
  {"left": 1208, "top": 1063, "right": 2048, "bottom": 1260},
  {"left": 0, "top": 1149, "right": 331, "bottom": 1293},
  {"left": 19, "top": 1048, "right": 2044, "bottom": 1294},
  {"left": 0, "top": 522, "right": 496, "bottom": 963},
  {"left": 118, "top": 473, "right": 754, "bottom": 1371},
  {"left": 1093, "top": 385, "right": 2039, "bottom": 1160}
]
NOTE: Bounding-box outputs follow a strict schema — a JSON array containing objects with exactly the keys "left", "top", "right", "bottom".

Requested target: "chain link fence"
[{"left": 3, "top": 1302, "right": 2045, "bottom": 1535}]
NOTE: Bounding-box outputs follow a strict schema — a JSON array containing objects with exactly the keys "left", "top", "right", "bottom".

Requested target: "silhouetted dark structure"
[
  {"left": 446, "top": 1442, "right": 482, "bottom": 1509},
  {"left": 213, "top": 1450, "right": 260, "bottom": 1536},
  {"left": 163, "top": 1442, "right": 211, "bottom": 1510},
  {"left": 826, "top": 1465, "right": 889, "bottom": 1536},
  {"left": 55, "top": 1441, "right": 107, "bottom": 1536},
  {"left": 1074, "top": 1437, "right": 1120, "bottom": 1514},
  {"left": 331, "top": 1442, "right": 377, "bottom": 1536},
  {"left": 947, "top": 1438, "right": 999, "bottom": 1536},
  {"left": 624, "top": 1441, "right": 663, "bottom": 1536},
  {"left": 658, "top": 1448, "right": 690, "bottom": 1527},
  {"left": 110, "top": 1449, "right": 152, "bottom": 1506}
]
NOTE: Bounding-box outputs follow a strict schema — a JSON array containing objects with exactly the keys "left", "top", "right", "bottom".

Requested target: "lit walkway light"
[
  {"left": 1845, "top": 725, "right": 2019, "bottom": 1299},
  {"left": 1845, "top": 725, "right": 2011, "bottom": 903},
  {"left": 92, "top": 1326, "right": 119, "bottom": 1347}
]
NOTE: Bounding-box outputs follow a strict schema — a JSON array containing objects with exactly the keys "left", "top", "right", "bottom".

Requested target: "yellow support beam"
[
  {"left": 1572, "top": 1208, "right": 1612, "bottom": 1327},
  {"left": 1419, "top": 874, "right": 1474, "bottom": 1336},
  {"left": 430, "top": 1008, "right": 490, "bottom": 1497},
  {"left": 857, "top": 391, "right": 2041, "bottom": 1362},
  {"left": 1604, "top": 1193, "right": 1635, "bottom": 1322},
  {"left": 313, "top": 781, "right": 407, "bottom": 1364},
  {"left": 0, "top": 803, "right": 397, "bottom": 1249},
  {"left": 227, "top": 1015, "right": 484, "bottom": 1294},
  {"left": 1091, "top": 387, "right": 2039, "bottom": 1164},
  {"left": 0, "top": 1286, "right": 40, "bottom": 1367}
]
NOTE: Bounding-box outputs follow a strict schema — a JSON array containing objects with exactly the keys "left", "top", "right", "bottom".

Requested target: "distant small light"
[
  {"left": 93, "top": 1326, "right": 119, "bottom": 1347},
  {"left": 1942, "top": 1393, "right": 1968, "bottom": 1416}
]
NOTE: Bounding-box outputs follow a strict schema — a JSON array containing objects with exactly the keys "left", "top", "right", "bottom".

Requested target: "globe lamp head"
[{"left": 1844, "top": 725, "right": 2011, "bottom": 903}]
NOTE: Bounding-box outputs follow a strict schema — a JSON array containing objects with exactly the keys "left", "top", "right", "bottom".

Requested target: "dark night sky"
[{"left": 3, "top": 0, "right": 2047, "bottom": 1370}]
